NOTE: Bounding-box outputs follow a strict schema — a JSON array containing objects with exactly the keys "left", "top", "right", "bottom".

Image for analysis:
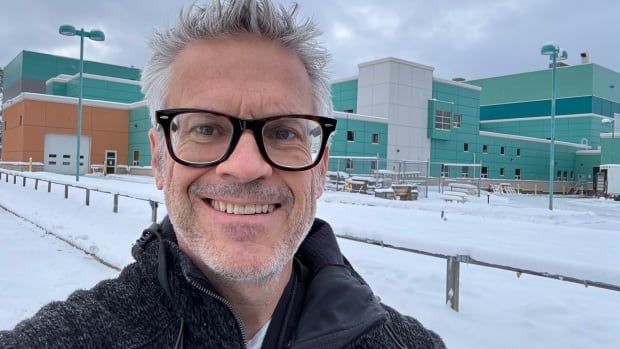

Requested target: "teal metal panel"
[
  {"left": 128, "top": 106, "right": 152, "bottom": 166},
  {"left": 331, "top": 79, "right": 358, "bottom": 113}
]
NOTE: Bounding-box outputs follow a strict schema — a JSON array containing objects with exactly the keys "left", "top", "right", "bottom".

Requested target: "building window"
[
  {"left": 48, "top": 161, "right": 56, "bottom": 165},
  {"left": 461, "top": 166, "right": 469, "bottom": 178},
  {"left": 434, "top": 110, "right": 451, "bottom": 130},
  {"left": 570, "top": 171, "right": 574, "bottom": 180},
  {"left": 372, "top": 133, "right": 380, "bottom": 144},
  {"left": 62, "top": 162, "right": 70, "bottom": 166},
  {"left": 49, "top": 154, "right": 57, "bottom": 158},
  {"left": 482, "top": 144, "right": 488, "bottom": 153},
  {"left": 500, "top": 168, "right": 505, "bottom": 176},
  {"left": 347, "top": 131, "right": 355, "bottom": 141},
  {"left": 63, "top": 154, "right": 71, "bottom": 159},
  {"left": 556, "top": 170, "right": 562, "bottom": 180},
  {"left": 516, "top": 148, "right": 521, "bottom": 157},
  {"left": 500, "top": 146, "right": 505, "bottom": 155},
  {"left": 481, "top": 166, "right": 488, "bottom": 178},
  {"left": 370, "top": 161, "right": 377, "bottom": 170},
  {"left": 515, "top": 168, "right": 521, "bottom": 180},
  {"left": 463, "top": 143, "right": 469, "bottom": 152},
  {"left": 346, "top": 158, "right": 354, "bottom": 169},
  {"left": 440, "top": 164, "right": 448, "bottom": 178},
  {"left": 133, "top": 150, "right": 140, "bottom": 166},
  {"left": 453, "top": 114, "right": 462, "bottom": 128},
  {"left": 19, "top": 115, "right": 23, "bottom": 126},
  {"left": 563, "top": 171, "right": 568, "bottom": 181}
]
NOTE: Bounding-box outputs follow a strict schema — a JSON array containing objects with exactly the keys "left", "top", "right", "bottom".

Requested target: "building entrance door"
[{"left": 106, "top": 151, "right": 117, "bottom": 174}]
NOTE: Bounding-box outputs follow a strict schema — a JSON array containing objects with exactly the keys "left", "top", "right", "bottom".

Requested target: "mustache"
[{"left": 189, "top": 180, "right": 293, "bottom": 204}]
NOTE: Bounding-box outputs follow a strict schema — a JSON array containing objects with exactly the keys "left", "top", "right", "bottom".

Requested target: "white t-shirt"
[{"left": 247, "top": 320, "right": 271, "bottom": 349}]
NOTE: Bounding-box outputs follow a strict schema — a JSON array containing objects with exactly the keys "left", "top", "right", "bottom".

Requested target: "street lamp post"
[
  {"left": 541, "top": 43, "right": 567, "bottom": 210},
  {"left": 602, "top": 116, "right": 616, "bottom": 139},
  {"left": 58, "top": 25, "right": 105, "bottom": 182}
]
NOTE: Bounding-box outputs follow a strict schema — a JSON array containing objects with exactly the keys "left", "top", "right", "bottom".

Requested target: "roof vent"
[
  {"left": 580, "top": 51, "right": 589, "bottom": 64},
  {"left": 452, "top": 77, "right": 466, "bottom": 82}
]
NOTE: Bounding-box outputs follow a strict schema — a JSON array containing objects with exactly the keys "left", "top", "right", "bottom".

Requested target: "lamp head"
[
  {"left": 558, "top": 49, "right": 568, "bottom": 61},
  {"left": 541, "top": 42, "right": 559, "bottom": 56},
  {"left": 59, "top": 24, "right": 76, "bottom": 36},
  {"left": 88, "top": 29, "right": 105, "bottom": 42}
]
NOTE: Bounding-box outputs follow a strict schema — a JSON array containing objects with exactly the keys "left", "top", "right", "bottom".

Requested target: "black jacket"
[{"left": 0, "top": 217, "right": 445, "bottom": 348}]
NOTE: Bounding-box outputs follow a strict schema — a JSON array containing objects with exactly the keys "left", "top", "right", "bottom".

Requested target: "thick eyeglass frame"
[{"left": 155, "top": 108, "right": 337, "bottom": 171}]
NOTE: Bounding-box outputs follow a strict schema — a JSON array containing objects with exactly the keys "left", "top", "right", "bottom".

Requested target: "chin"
[{"left": 191, "top": 239, "right": 290, "bottom": 283}]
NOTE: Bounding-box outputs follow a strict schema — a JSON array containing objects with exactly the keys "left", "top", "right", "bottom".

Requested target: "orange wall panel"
[
  {"left": 24, "top": 100, "right": 46, "bottom": 126},
  {"left": 90, "top": 107, "right": 129, "bottom": 132},
  {"left": 45, "top": 103, "right": 77, "bottom": 130},
  {"left": 22, "top": 126, "right": 46, "bottom": 161},
  {"left": 2, "top": 102, "right": 25, "bottom": 160},
  {"left": 4, "top": 98, "right": 130, "bottom": 166}
]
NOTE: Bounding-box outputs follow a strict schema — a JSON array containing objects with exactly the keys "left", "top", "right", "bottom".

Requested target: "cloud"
[{"left": 1, "top": 0, "right": 619, "bottom": 86}]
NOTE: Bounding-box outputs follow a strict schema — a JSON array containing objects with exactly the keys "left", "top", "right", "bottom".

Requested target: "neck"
[{"left": 202, "top": 262, "right": 293, "bottom": 339}]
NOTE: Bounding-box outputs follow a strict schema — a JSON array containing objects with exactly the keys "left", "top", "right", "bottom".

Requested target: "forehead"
[{"left": 166, "top": 35, "right": 315, "bottom": 117}]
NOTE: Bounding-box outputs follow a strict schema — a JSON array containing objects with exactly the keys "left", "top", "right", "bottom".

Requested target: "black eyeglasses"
[{"left": 155, "top": 108, "right": 337, "bottom": 171}]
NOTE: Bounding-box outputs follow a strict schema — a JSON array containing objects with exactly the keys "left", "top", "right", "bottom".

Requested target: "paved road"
[{"left": 0, "top": 208, "right": 119, "bottom": 330}]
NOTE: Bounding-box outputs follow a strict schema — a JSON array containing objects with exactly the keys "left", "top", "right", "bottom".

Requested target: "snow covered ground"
[{"left": 0, "top": 170, "right": 619, "bottom": 348}]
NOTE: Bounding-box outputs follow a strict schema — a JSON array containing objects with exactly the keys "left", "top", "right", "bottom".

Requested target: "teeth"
[{"left": 210, "top": 200, "right": 275, "bottom": 215}]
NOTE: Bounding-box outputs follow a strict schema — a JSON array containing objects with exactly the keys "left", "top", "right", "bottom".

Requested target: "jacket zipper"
[{"left": 186, "top": 277, "right": 249, "bottom": 349}]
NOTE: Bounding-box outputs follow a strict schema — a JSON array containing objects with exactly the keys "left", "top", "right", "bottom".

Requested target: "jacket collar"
[{"left": 133, "top": 216, "right": 388, "bottom": 348}]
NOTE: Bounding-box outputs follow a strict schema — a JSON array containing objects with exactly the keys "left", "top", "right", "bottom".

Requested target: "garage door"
[{"left": 44, "top": 134, "right": 90, "bottom": 175}]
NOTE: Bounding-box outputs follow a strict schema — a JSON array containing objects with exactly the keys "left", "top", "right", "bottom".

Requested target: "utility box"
[{"left": 601, "top": 164, "right": 620, "bottom": 200}]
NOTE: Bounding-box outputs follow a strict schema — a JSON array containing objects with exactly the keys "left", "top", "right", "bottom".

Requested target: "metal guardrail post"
[
  {"left": 22, "top": 177, "right": 26, "bottom": 187},
  {"left": 47, "top": 181, "right": 52, "bottom": 193},
  {"left": 446, "top": 256, "right": 460, "bottom": 312},
  {"left": 149, "top": 200, "right": 158, "bottom": 223},
  {"left": 86, "top": 189, "right": 90, "bottom": 206},
  {"left": 35, "top": 179, "right": 39, "bottom": 190},
  {"left": 64, "top": 185, "right": 69, "bottom": 199},
  {"left": 13, "top": 175, "right": 17, "bottom": 184},
  {"left": 113, "top": 194, "right": 119, "bottom": 213}
]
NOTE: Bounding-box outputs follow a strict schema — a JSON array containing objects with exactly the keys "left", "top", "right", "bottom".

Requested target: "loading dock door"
[{"left": 44, "top": 134, "right": 90, "bottom": 175}]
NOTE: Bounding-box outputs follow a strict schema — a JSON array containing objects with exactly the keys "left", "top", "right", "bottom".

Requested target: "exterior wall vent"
[{"left": 580, "top": 51, "right": 589, "bottom": 64}]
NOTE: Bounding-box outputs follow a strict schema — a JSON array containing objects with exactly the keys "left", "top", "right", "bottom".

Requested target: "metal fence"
[{"left": 2, "top": 169, "right": 618, "bottom": 312}]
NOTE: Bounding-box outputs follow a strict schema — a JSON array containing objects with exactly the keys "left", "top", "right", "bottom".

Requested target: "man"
[{"left": 1, "top": 0, "right": 445, "bottom": 348}]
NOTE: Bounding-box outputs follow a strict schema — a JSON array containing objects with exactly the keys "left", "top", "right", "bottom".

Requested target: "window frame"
[
  {"left": 347, "top": 130, "right": 355, "bottom": 142},
  {"left": 453, "top": 113, "right": 462, "bottom": 128},
  {"left": 434, "top": 110, "right": 451, "bottom": 130},
  {"left": 371, "top": 133, "right": 380, "bottom": 144}
]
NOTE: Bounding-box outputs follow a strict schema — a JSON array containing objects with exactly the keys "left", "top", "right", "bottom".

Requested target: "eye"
[
  {"left": 194, "top": 125, "right": 215, "bottom": 136},
  {"left": 274, "top": 128, "right": 296, "bottom": 140}
]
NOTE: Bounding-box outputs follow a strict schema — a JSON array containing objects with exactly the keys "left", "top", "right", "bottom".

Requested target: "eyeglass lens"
[{"left": 169, "top": 111, "right": 324, "bottom": 168}]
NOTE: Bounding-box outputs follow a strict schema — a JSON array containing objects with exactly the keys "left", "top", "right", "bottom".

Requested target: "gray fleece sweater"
[{"left": 0, "top": 217, "right": 445, "bottom": 349}]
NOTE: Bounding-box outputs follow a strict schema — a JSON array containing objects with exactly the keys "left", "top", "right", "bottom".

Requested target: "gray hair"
[{"left": 141, "top": 0, "right": 333, "bottom": 129}]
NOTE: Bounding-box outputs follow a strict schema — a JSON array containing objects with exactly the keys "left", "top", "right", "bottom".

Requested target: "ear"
[
  {"left": 314, "top": 147, "right": 330, "bottom": 199},
  {"left": 149, "top": 128, "right": 165, "bottom": 190}
]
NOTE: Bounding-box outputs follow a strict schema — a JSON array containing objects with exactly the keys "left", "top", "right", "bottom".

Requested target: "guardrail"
[
  {"left": 0, "top": 170, "right": 163, "bottom": 223},
  {"left": 2, "top": 169, "right": 619, "bottom": 312}
]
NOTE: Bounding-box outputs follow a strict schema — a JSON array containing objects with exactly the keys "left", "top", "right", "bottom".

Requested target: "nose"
[{"left": 215, "top": 131, "right": 273, "bottom": 182}]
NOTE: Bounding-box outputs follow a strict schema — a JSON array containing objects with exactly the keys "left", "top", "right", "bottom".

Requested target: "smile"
[{"left": 209, "top": 199, "right": 277, "bottom": 215}]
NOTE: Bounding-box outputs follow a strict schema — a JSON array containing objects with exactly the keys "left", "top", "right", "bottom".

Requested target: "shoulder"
[
  {"left": 345, "top": 304, "right": 446, "bottom": 349},
  {"left": 0, "top": 262, "right": 174, "bottom": 348}
]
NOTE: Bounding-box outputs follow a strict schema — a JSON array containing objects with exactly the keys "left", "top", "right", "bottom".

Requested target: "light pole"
[
  {"left": 59, "top": 25, "right": 105, "bottom": 182},
  {"left": 541, "top": 43, "right": 567, "bottom": 210},
  {"left": 602, "top": 116, "right": 616, "bottom": 139}
]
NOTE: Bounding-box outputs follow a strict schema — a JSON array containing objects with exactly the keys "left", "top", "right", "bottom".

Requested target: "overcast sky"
[{"left": 1, "top": 0, "right": 619, "bottom": 82}]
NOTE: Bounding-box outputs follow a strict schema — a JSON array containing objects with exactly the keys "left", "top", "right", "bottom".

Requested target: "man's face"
[{"left": 150, "top": 35, "right": 327, "bottom": 283}]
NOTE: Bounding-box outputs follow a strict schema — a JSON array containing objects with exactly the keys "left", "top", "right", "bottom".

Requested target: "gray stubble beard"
[{"left": 163, "top": 171, "right": 318, "bottom": 285}]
